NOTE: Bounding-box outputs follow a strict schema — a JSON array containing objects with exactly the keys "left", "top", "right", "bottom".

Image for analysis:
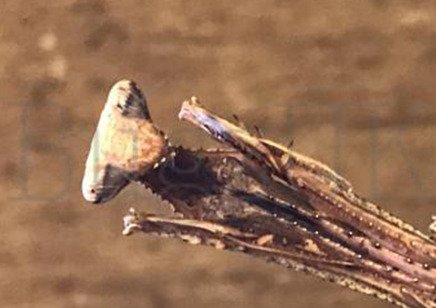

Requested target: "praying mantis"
[{"left": 83, "top": 80, "right": 436, "bottom": 308}]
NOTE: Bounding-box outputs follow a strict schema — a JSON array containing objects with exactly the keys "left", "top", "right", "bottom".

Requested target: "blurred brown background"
[{"left": 1, "top": 1, "right": 436, "bottom": 307}]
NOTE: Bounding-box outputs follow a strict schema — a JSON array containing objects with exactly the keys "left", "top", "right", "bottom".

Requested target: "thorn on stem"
[
  {"left": 254, "top": 125, "right": 264, "bottom": 138},
  {"left": 232, "top": 114, "right": 248, "bottom": 130},
  {"left": 122, "top": 208, "right": 142, "bottom": 236}
]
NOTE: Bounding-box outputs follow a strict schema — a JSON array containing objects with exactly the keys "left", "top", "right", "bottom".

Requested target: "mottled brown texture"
[
  {"left": 3, "top": 1, "right": 436, "bottom": 308},
  {"left": 124, "top": 100, "right": 436, "bottom": 308}
]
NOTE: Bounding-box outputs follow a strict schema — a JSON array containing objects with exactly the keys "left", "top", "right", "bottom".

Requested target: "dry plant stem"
[{"left": 123, "top": 98, "right": 436, "bottom": 308}]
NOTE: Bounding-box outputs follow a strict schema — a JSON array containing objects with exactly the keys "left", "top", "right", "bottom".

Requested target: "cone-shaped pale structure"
[{"left": 82, "top": 80, "right": 169, "bottom": 203}]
